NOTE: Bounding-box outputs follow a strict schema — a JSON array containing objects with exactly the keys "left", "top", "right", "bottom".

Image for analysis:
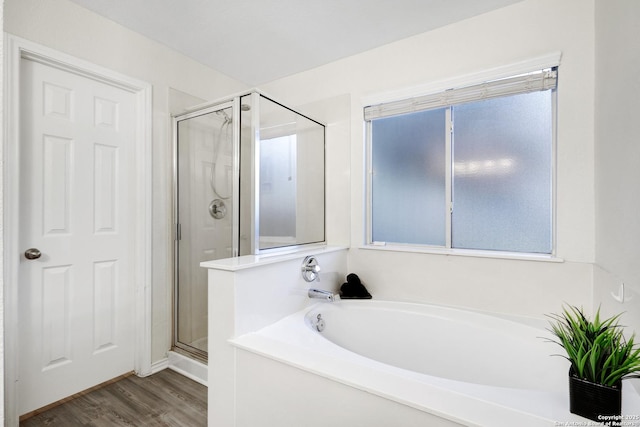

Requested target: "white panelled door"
[{"left": 18, "top": 57, "right": 137, "bottom": 415}]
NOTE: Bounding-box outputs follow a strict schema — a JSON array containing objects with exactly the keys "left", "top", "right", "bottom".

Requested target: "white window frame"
[{"left": 363, "top": 53, "right": 562, "bottom": 262}]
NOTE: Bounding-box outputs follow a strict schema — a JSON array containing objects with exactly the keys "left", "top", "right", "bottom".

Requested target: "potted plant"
[{"left": 547, "top": 305, "right": 640, "bottom": 421}]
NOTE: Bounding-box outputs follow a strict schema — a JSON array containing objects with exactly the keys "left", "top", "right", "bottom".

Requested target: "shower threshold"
[{"left": 167, "top": 350, "right": 208, "bottom": 387}]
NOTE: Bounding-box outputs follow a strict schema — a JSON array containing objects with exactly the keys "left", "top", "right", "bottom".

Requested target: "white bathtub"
[{"left": 231, "top": 300, "right": 640, "bottom": 426}]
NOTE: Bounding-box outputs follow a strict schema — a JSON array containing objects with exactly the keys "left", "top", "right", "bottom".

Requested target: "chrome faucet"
[{"left": 308, "top": 288, "right": 335, "bottom": 302}]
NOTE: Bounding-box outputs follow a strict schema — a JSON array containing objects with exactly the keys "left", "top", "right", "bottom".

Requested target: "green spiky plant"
[{"left": 547, "top": 305, "right": 640, "bottom": 387}]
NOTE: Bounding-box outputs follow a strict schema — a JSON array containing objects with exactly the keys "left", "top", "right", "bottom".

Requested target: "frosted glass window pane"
[
  {"left": 371, "top": 109, "right": 446, "bottom": 245},
  {"left": 260, "top": 135, "right": 296, "bottom": 238},
  {"left": 452, "top": 91, "right": 552, "bottom": 253}
]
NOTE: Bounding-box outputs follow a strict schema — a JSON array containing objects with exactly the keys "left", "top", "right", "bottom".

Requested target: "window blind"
[{"left": 364, "top": 68, "right": 557, "bottom": 121}]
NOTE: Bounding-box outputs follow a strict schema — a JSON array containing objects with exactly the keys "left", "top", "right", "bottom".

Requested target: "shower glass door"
[{"left": 175, "top": 103, "right": 236, "bottom": 360}]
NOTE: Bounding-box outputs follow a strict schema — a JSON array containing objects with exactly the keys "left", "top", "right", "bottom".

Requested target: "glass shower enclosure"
[{"left": 173, "top": 92, "right": 325, "bottom": 361}]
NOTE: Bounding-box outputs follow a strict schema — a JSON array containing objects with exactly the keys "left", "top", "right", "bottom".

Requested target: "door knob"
[{"left": 24, "top": 248, "right": 42, "bottom": 260}]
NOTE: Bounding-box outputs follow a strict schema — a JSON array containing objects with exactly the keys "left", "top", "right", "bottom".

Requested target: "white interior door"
[{"left": 18, "top": 57, "right": 138, "bottom": 415}]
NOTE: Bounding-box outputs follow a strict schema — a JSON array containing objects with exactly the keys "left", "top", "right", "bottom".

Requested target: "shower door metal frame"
[{"left": 172, "top": 99, "right": 240, "bottom": 361}]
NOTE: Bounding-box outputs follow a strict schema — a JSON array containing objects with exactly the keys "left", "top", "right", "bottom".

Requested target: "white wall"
[
  {"left": 594, "top": 0, "right": 640, "bottom": 333},
  {"left": 1, "top": 1, "right": 5, "bottom": 423},
  {"left": 261, "top": 0, "right": 596, "bottom": 318},
  {"left": 3, "top": 0, "right": 248, "bottom": 365}
]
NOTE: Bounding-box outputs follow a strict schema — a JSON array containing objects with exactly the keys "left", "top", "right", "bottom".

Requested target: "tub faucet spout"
[{"left": 308, "top": 288, "right": 335, "bottom": 302}]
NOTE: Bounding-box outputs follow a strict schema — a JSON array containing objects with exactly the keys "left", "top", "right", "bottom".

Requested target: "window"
[{"left": 365, "top": 69, "right": 557, "bottom": 255}]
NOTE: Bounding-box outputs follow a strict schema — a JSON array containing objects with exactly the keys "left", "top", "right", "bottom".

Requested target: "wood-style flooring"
[{"left": 20, "top": 369, "right": 207, "bottom": 426}]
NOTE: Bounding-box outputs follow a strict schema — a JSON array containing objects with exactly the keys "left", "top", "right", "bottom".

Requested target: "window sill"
[{"left": 359, "top": 243, "right": 564, "bottom": 263}]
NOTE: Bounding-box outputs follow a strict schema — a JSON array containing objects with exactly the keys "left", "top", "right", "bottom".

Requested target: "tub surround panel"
[
  {"left": 347, "top": 249, "right": 592, "bottom": 319},
  {"left": 208, "top": 268, "right": 236, "bottom": 427},
  {"left": 235, "top": 351, "right": 464, "bottom": 427},
  {"left": 204, "top": 247, "right": 348, "bottom": 427},
  {"left": 206, "top": 247, "right": 348, "bottom": 337},
  {"left": 234, "top": 253, "right": 345, "bottom": 336}
]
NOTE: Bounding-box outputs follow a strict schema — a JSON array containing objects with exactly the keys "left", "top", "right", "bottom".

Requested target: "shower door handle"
[{"left": 24, "top": 248, "right": 42, "bottom": 260}]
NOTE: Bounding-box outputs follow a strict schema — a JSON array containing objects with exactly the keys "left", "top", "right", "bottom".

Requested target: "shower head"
[
  {"left": 215, "top": 104, "right": 249, "bottom": 124},
  {"left": 216, "top": 109, "right": 232, "bottom": 124}
]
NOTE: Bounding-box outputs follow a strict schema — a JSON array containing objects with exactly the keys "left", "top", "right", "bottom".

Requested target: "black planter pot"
[{"left": 569, "top": 368, "right": 622, "bottom": 422}]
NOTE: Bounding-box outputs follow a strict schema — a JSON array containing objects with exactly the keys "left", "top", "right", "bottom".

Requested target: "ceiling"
[{"left": 68, "top": 0, "right": 524, "bottom": 86}]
